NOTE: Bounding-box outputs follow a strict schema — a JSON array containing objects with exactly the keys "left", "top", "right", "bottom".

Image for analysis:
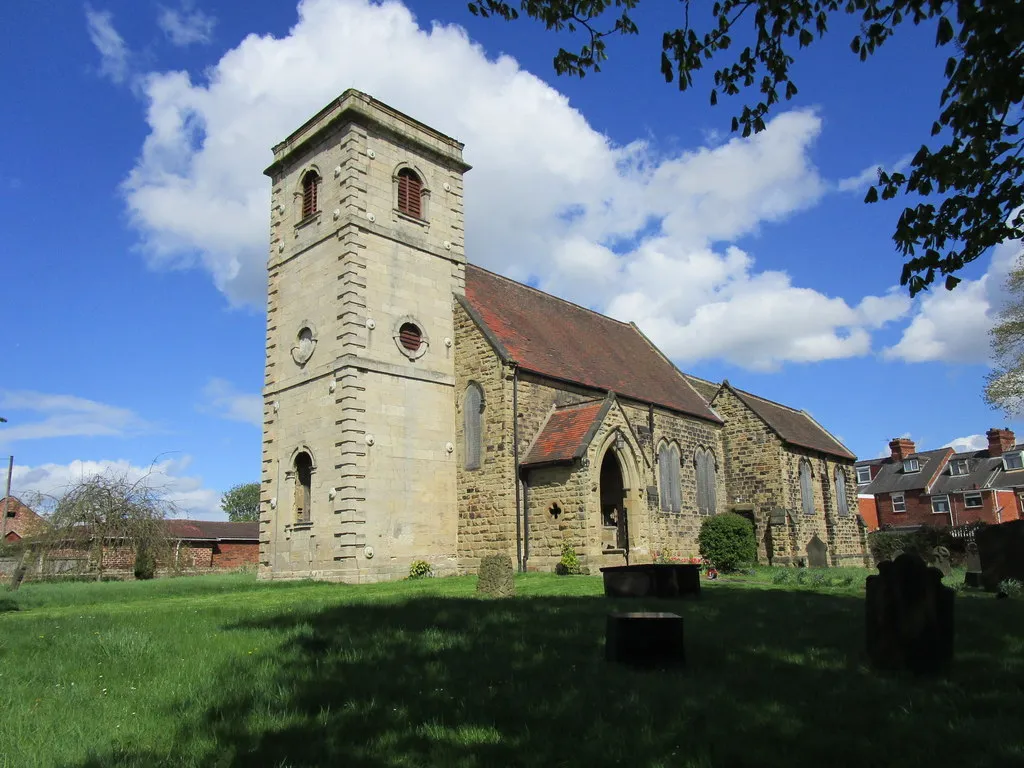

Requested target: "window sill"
[
  {"left": 295, "top": 212, "right": 321, "bottom": 230},
  {"left": 289, "top": 521, "right": 313, "bottom": 531},
  {"left": 394, "top": 209, "right": 428, "bottom": 227}
]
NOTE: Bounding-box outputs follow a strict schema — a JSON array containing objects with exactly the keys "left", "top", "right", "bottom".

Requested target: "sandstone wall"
[{"left": 453, "top": 303, "right": 517, "bottom": 571}]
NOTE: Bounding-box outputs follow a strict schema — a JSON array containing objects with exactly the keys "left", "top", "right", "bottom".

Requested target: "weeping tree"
[{"left": 35, "top": 468, "right": 176, "bottom": 582}]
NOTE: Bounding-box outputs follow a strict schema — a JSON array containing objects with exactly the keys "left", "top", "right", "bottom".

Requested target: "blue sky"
[{"left": 1, "top": 0, "right": 1019, "bottom": 518}]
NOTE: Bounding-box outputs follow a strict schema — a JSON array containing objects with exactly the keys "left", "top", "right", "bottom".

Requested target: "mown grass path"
[{"left": 1, "top": 572, "right": 1021, "bottom": 767}]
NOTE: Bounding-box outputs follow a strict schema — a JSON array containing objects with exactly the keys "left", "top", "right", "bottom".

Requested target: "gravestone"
[
  {"left": 806, "top": 535, "right": 828, "bottom": 568},
  {"left": 865, "top": 552, "right": 954, "bottom": 675},
  {"left": 930, "top": 546, "right": 952, "bottom": 577},
  {"left": 476, "top": 554, "right": 515, "bottom": 597},
  {"left": 606, "top": 612, "right": 685, "bottom": 667},
  {"left": 975, "top": 521, "right": 1024, "bottom": 592},
  {"left": 964, "top": 542, "right": 983, "bottom": 589}
]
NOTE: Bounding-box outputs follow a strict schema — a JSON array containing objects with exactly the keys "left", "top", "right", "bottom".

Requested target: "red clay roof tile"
[
  {"left": 523, "top": 401, "right": 606, "bottom": 467},
  {"left": 464, "top": 265, "right": 720, "bottom": 422}
]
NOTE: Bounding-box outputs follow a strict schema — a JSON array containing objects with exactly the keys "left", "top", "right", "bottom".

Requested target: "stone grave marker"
[
  {"left": 930, "top": 546, "right": 952, "bottom": 577},
  {"left": 976, "top": 521, "right": 1024, "bottom": 591},
  {"left": 865, "top": 552, "right": 954, "bottom": 675},
  {"left": 806, "top": 535, "right": 828, "bottom": 568},
  {"left": 964, "top": 542, "right": 983, "bottom": 589}
]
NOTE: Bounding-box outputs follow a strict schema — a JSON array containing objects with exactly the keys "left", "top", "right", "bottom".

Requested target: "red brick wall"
[
  {"left": 211, "top": 542, "right": 258, "bottom": 568},
  {"left": 995, "top": 490, "right": 1021, "bottom": 523},
  {"left": 858, "top": 496, "right": 879, "bottom": 531},
  {"left": 876, "top": 489, "right": 1009, "bottom": 528}
]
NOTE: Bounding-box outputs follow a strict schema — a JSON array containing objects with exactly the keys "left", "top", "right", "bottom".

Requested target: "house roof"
[
  {"left": 723, "top": 386, "right": 856, "bottom": 461},
  {"left": 861, "top": 448, "right": 953, "bottom": 494},
  {"left": 462, "top": 265, "right": 721, "bottom": 423},
  {"left": 522, "top": 399, "right": 609, "bottom": 468},
  {"left": 0, "top": 496, "right": 47, "bottom": 539},
  {"left": 929, "top": 451, "right": 1005, "bottom": 494},
  {"left": 164, "top": 520, "right": 258, "bottom": 542}
]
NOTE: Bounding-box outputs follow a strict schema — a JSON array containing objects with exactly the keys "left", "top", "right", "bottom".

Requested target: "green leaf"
[
  {"left": 945, "top": 275, "right": 961, "bottom": 290},
  {"left": 864, "top": 186, "right": 879, "bottom": 204},
  {"left": 710, "top": 89, "right": 718, "bottom": 106},
  {"left": 799, "top": 28, "right": 813, "bottom": 47},
  {"left": 936, "top": 16, "right": 954, "bottom": 46}
]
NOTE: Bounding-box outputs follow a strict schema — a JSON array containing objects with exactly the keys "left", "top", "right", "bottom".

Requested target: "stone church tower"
[{"left": 259, "top": 90, "right": 471, "bottom": 581}]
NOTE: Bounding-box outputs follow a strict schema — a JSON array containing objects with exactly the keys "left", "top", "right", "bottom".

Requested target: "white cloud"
[
  {"left": 201, "top": 378, "right": 262, "bottom": 427},
  {"left": 121, "top": 0, "right": 908, "bottom": 370},
  {"left": 944, "top": 434, "right": 987, "bottom": 453},
  {"left": 883, "top": 238, "right": 1023, "bottom": 364},
  {"left": 158, "top": 4, "right": 216, "bottom": 46},
  {"left": 0, "top": 390, "right": 150, "bottom": 444},
  {"left": 836, "top": 153, "right": 913, "bottom": 193},
  {"left": 11, "top": 456, "right": 224, "bottom": 520},
  {"left": 85, "top": 5, "right": 130, "bottom": 84}
]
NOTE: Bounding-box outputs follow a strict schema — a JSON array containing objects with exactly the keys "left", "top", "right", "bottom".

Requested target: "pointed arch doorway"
[{"left": 600, "top": 449, "right": 629, "bottom": 555}]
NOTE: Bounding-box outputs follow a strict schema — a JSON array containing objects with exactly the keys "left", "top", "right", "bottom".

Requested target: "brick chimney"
[
  {"left": 889, "top": 437, "right": 916, "bottom": 462},
  {"left": 987, "top": 428, "right": 1016, "bottom": 457}
]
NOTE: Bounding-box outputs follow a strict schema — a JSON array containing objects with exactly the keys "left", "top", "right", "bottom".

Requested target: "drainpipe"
[
  {"left": 523, "top": 473, "right": 530, "bottom": 572},
  {"left": 648, "top": 404, "right": 655, "bottom": 466},
  {"left": 513, "top": 367, "right": 522, "bottom": 571}
]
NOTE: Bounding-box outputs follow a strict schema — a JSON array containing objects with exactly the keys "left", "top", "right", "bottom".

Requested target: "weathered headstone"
[
  {"left": 476, "top": 554, "right": 515, "bottom": 597},
  {"left": 976, "top": 521, "right": 1024, "bottom": 592},
  {"left": 930, "top": 546, "right": 952, "bottom": 578},
  {"left": 606, "top": 611, "right": 685, "bottom": 667},
  {"left": 806, "top": 535, "right": 828, "bottom": 568},
  {"left": 865, "top": 552, "right": 954, "bottom": 675},
  {"left": 964, "top": 542, "right": 983, "bottom": 589}
]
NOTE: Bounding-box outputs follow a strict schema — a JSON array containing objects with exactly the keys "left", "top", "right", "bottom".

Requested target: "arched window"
[
  {"left": 834, "top": 467, "right": 849, "bottom": 516},
  {"left": 397, "top": 168, "right": 423, "bottom": 218},
  {"left": 799, "top": 459, "right": 815, "bottom": 516},
  {"left": 464, "top": 383, "right": 483, "bottom": 470},
  {"left": 658, "top": 443, "right": 682, "bottom": 513},
  {"left": 301, "top": 170, "right": 320, "bottom": 218},
  {"left": 696, "top": 447, "right": 717, "bottom": 516},
  {"left": 294, "top": 451, "right": 313, "bottom": 523}
]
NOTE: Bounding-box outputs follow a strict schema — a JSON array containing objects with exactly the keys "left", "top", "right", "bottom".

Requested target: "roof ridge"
[{"left": 467, "top": 263, "right": 633, "bottom": 328}]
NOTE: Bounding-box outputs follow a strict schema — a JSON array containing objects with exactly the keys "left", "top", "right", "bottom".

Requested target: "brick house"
[
  {"left": 164, "top": 520, "right": 259, "bottom": 569},
  {"left": 259, "top": 89, "right": 868, "bottom": 581},
  {"left": 9, "top": 518, "right": 258, "bottom": 578},
  {"left": 857, "top": 430, "right": 1024, "bottom": 530},
  {"left": 0, "top": 496, "right": 46, "bottom": 543}
]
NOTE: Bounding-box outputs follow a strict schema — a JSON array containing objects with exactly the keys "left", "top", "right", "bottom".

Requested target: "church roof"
[
  {"left": 725, "top": 385, "right": 857, "bottom": 461},
  {"left": 462, "top": 265, "right": 721, "bottom": 423},
  {"left": 522, "top": 400, "right": 609, "bottom": 468}
]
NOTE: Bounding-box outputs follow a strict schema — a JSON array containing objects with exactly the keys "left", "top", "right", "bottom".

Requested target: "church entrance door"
[{"left": 600, "top": 450, "right": 629, "bottom": 557}]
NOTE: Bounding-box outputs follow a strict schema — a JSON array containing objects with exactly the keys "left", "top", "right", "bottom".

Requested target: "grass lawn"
[{"left": 1, "top": 570, "right": 1022, "bottom": 768}]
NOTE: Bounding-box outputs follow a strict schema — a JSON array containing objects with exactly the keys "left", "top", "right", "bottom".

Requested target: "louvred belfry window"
[
  {"left": 397, "top": 168, "right": 422, "bottom": 218},
  {"left": 301, "top": 170, "right": 320, "bottom": 218},
  {"left": 398, "top": 322, "right": 422, "bottom": 351}
]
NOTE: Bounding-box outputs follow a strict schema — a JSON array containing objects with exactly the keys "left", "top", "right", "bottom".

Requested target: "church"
[{"left": 258, "top": 90, "right": 868, "bottom": 582}]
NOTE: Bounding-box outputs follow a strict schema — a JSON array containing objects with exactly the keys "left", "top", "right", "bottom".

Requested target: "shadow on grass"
[
  {"left": 0, "top": 597, "right": 18, "bottom": 612},
  {"left": 75, "top": 585, "right": 1024, "bottom": 768}
]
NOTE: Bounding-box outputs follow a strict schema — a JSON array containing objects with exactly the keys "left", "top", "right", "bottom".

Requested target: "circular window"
[
  {"left": 398, "top": 322, "right": 422, "bottom": 351},
  {"left": 290, "top": 324, "right": 317, "bottom": 366}
]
